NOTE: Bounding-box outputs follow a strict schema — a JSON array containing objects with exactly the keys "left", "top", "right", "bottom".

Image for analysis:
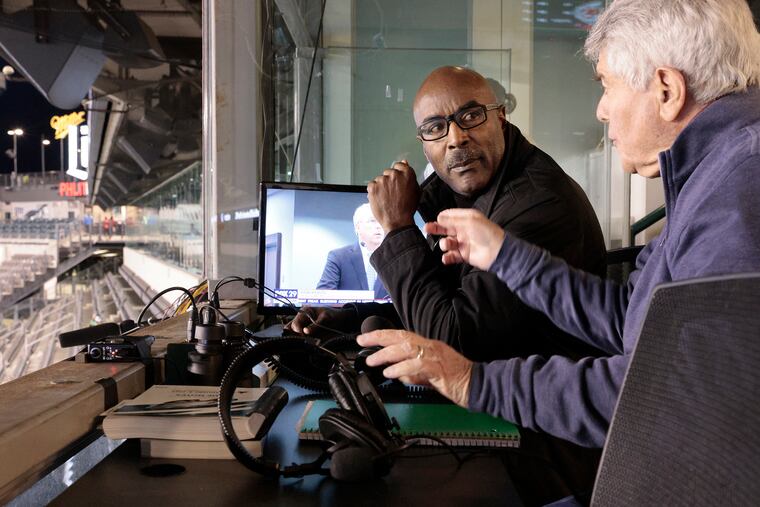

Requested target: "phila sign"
[{"left": 59, "top": 181, "right": 88, "bottom": 198}]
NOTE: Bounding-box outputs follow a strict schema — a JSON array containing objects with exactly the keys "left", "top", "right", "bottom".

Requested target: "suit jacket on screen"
[{"left": 317, "top": 243, "right": 389, "bottom": 299}]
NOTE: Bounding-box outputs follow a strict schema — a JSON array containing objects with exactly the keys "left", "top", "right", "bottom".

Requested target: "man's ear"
[
  {"left": 496, "top": 106, "right": 508, "bottom": 130},
  {"left": 654, "top": 67, "right": 688, "bottom": 122}
]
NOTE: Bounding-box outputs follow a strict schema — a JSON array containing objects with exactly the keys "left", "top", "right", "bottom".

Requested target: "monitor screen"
[
  {"left": 258, "top": 182, "right": 412, "bottom": 314},
  {"left": 528, "top": 1, "right": 603, "bottom": 30}
]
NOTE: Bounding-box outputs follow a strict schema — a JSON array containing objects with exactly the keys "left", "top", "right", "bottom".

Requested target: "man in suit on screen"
[{"left": 317, "top": 203, "right": 389, "bottom": 299}]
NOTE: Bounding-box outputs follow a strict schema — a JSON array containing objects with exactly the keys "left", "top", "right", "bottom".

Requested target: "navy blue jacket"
[
  {"left": 468, "top": 88, "right": 760, "bottom": 447},
  {"left": 317, "top": 243, "right": 389, "bottom": 299}
]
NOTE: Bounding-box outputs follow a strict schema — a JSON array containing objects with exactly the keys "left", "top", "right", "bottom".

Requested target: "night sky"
[{"left": 0, "top": 56, "right": 77, "bottom": 175}]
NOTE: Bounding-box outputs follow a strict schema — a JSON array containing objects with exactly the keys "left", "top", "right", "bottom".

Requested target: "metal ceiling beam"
[
  {"left": 99, "top": 186, "right": 116, "bottom": 206},
  {"left": 116, "top": 136, "right": 152, "bottom": 174},
  {"left": 89, "top": 93, "right": 126, "bottom": 205},
  {"left": 104, "top": 170, "right": 129, "bottom": 194}
]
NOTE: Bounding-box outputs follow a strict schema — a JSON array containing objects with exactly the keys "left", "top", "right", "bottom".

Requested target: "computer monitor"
[{"left": 258, "top": 181, "right": 404, "bottom": 314}]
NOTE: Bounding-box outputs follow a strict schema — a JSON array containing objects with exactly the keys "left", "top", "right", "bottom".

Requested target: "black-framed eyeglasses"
[{"left": 416, "top": 103, "right": 502, "bottom": 141}]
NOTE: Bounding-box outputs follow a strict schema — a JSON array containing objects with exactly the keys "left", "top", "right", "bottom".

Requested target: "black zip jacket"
[{"left": 359, "top": 123, "right": 607, "bottom": 361}]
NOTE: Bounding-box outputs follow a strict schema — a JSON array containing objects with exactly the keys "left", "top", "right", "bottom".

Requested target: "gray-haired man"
[{"left": 359, "top": 0, "right": 760, "bottom": 503}]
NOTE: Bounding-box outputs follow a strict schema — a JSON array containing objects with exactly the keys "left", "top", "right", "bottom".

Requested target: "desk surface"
[{"left": 51, "top": 381, "right": 523, "bottom": 506}]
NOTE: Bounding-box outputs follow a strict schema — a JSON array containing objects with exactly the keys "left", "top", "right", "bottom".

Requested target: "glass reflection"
[{"left": 126, "top": 162, "right": 202, "bottom": 274}]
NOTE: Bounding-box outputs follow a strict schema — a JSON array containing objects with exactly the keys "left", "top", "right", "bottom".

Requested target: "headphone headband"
[
  {"left": 219, "top": 337, "right": 400, "bottom": 481},
  {"left": 218, "top": 337, "right": 338, "bottom": 477}
]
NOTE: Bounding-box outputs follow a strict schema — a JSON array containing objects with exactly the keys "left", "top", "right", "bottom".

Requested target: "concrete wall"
[{"left": 0, "top": 186, "right": 67, "bottom": 204}]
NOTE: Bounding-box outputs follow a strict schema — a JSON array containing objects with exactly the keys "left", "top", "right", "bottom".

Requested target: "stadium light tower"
[
  {"left": 41, "top": 137, "right": 50, "bottom": 177},
  {"left": 6, "top": 128, "right": 23, "bottom": 184}
]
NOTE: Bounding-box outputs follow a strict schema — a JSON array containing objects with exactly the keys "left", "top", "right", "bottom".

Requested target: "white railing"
[{"left": 0, "top": 290, "right": 91, "bottom": 384}]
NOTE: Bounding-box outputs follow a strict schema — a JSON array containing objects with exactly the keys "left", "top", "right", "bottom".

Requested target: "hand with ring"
[{"left": 357, "top": 329, "right": 473, "bottom": 407}]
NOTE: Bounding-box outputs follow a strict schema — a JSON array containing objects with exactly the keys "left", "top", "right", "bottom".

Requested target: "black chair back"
[{"left": 592, "top": 273, "right": 760, "bottom": 506}]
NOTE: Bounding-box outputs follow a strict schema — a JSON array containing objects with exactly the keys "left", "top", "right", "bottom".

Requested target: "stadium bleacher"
[
  {"left": 0, "top": 218, "right": 77, "bottom": 241},
  {"left": 0, "top": 252, "right": 176, "bottom": 385},
  {"left": 0, "top": 290, "right": 91, "bottom": 384},
  {"left": 0, "top": 254, "right": 54, "bottom": 297}
]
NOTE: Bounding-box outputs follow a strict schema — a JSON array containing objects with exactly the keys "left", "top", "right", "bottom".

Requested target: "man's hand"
[
  {"left": 357, "top": 330, "right": 473, "bottom": 408},
  {"left": 284, "top": 306, "right": 357, "bottom": 335},
  {"left": 424, "top": 209, "right": 506, "bottom": 271},
  {"left": 367, "top": 161, "right": 421, "bottom": 234}
]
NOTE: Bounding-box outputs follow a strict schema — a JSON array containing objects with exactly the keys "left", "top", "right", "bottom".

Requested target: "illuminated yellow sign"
[{"left": 50, "top": 111, "right": 85, "bottom": 140}]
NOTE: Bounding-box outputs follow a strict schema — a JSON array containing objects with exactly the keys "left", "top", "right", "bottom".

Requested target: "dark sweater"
[
  {"left": 468, "top": 88, "right": 760, "bottom": 447},
  {"left": 366, "top": 123, "right": 607, "bottom": 361}
]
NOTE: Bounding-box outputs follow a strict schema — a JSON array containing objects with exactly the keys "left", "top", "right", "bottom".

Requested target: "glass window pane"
[{"left": 267, "top": 0, "right": 613, "bottom": 244}]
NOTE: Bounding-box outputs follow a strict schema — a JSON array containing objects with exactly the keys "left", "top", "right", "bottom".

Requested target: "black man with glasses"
[
  {"left": 286, "top": 66, "right": 608, "bottom": 502},
  {"left": 289, "top": 66, "right": 606, "bottom": 365}
]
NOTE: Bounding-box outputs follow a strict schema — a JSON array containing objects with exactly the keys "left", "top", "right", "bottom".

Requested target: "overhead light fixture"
[
  {"left": 93, "top": 249, "right": 109, "bottom": 255},
  {"left": 100, "top": 252, "right": 119, "bottom": 258}
]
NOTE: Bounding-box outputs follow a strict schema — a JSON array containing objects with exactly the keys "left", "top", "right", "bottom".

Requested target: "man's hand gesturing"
[
  {"left": 424, "top": 208, "right": 505, "bottom": 271},
  {"left": 367, "top": 160, "right": 421, "bottom": 234}
]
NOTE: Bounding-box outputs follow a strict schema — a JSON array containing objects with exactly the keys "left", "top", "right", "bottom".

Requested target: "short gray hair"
[
  {"left": 584, "top": 0, "right": 760, "bottom": 104},
  {"left": 353, "top": 203, "right": 374, "bottom": 228}
]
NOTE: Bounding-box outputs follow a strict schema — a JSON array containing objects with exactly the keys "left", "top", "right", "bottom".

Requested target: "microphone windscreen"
[
  {"left": 360, "top": 315, "right": 397, "bottom": 334},
  {"left": 329, "top": 446, "right": 377, "bottom": 482},
  {"left": 59, "top": 323, "right": 121, "bottom": 347}
]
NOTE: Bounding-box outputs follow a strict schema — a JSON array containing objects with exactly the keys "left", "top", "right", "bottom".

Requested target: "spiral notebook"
[{"left": 297, "top": 400, "right": 520, "bottom": 448}]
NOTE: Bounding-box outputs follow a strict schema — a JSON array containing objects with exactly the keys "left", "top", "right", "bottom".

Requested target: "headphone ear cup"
[
  {"left": 329, "top": 446, "right": 378, "bottom": 482},
  {"left": 328, "top": 372, "right": 358, "bottom": 412},
  {"left": 319, "top": 408, "right": 389, "bottom": 453},
  {"left": 320, "top": 409, "right": 395, "bottom": 481}
]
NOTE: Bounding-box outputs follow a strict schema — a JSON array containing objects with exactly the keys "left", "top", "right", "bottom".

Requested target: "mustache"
[{"left": 446, "top": 149, "right": 481, "bottom": 169}]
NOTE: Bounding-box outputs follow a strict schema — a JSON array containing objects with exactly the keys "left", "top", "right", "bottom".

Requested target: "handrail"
[{"left": 630, "top": 205, "right": 666, "bottom": 245}]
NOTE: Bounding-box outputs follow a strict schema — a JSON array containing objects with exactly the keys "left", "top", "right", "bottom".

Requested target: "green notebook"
[{"left": 297, "top": 400, "right": 520, "bottom": 448}]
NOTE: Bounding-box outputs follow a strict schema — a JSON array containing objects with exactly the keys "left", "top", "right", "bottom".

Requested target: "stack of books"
[{"left": 102, "top": 384, "right": 287, "bottom": 459}]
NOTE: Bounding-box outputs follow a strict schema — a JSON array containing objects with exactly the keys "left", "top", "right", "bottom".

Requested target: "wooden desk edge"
[{"left": 0, "top": 301, "right": 255, "bottom": 504}]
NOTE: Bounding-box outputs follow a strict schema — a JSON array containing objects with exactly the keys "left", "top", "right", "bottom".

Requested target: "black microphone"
[
  {"left": 59, "top": 323, "right": 121, "bottom": 348},
  {"left": 356, "top": 316, "right": 398, "bottom": 384},
  {"left": 360, "top": 315, "right": 398, "bottom": 334}
]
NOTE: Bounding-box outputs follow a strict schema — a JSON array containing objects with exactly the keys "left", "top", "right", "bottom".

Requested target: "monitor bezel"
[{"left": 257, "top": 181, "right": 371, "bottom": 315}]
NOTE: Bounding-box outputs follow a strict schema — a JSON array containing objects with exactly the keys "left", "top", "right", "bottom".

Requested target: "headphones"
[{"left": 218, "top": 337, "right": 403, "bottom": 482}]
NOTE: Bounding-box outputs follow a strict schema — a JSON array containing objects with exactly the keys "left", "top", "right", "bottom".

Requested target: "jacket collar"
[
  {"left": 660, "top": 87, "right": 760, "bottom": 208},
  {"left": 418, "top": 122, "right": 535, "bottom": 222}
]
